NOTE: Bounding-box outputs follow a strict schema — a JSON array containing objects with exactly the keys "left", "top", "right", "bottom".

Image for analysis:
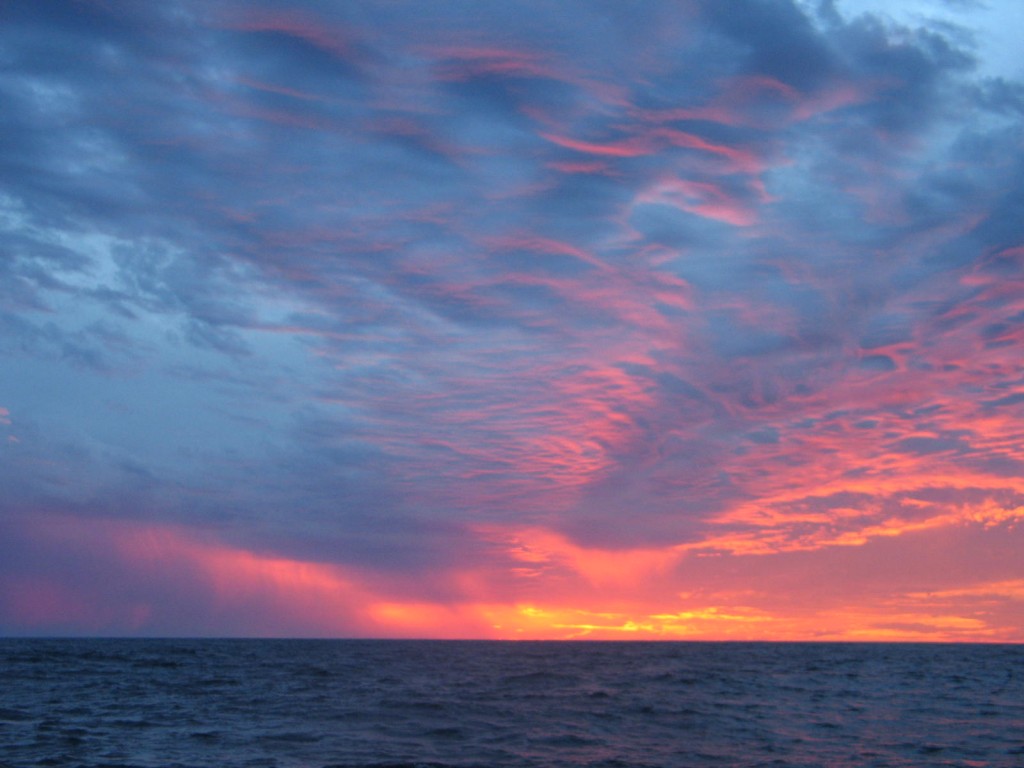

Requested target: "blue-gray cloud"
[{"left": 1, "top": 0, "right": 1023, "bottom": 632}]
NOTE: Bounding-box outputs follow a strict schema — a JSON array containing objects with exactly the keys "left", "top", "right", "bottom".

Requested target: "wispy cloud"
[{"left": 1, "top": 0, "right": 1022, "bottom": 639}]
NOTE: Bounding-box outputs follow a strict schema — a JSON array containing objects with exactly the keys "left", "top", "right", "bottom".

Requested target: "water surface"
[{"left": 1, "top": 639, "right": 1022, "bottom": 767}]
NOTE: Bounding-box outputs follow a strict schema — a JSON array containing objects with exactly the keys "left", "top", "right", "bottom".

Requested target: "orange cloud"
[
  {"left": 698, "top": 498, "right": 1024, "bottom": 557},
  {"left": 908, "top": 580, "right": 1024, "bottom": 601},
  {"left": 3, "top": 510, "right": 1023, "bottom": 641},
  {"left": 480, "top": 525, "right": 681, "bottom": 588}
]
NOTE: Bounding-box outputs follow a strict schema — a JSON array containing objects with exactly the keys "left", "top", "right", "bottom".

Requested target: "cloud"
[{"left": 1, "top": 0, "right": 1023, "bottom": 639}]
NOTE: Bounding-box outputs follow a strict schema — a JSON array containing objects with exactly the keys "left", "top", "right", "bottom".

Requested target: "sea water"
[{"left": 1, "top": 639, "right": 1022, "bottom": 767}]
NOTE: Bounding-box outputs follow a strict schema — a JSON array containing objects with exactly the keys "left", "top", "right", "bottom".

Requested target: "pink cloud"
[
  {"left": 634, "top": 74, "right": 875, "bottom": 130},
  {"left": 426, "top": 46, "right": 558, "bottom": 81},
  {"left": 651, "top": 127, "right": 765, "bottom": 173},
  {"left": 541, "top": 132, "right": 654, "bottom": 158},
  {"left": 635, "top": 177, "right": 759, "bottom": 226},
  {"left": 545, "top": 159, "right": 614, "bottom": 175},
  {"left": 218, "top": 9, "right": 357, "bottom": 63}
]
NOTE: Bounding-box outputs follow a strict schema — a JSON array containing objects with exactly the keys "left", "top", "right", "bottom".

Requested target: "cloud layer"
[{"left": 2, "top": 0, "right": 1023, "bottom": 639}]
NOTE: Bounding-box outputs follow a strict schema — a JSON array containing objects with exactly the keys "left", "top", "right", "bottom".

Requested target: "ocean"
[{"left": 1, "top": 639, "right": 1022, "bottom": 767}]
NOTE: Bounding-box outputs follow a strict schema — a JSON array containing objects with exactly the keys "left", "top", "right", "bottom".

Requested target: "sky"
[{"left": 1, "top": 0, "right": 1023, "bottom": 641}]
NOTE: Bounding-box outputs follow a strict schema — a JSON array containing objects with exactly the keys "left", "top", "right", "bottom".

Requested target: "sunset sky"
[{"left": 2, "top": 0, "right": 1023, "bottom": 641}]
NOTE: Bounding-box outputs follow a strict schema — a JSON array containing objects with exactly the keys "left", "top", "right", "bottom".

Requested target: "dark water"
[{"left": 1, "top": 640, "right": 1023, "bottom": 767}]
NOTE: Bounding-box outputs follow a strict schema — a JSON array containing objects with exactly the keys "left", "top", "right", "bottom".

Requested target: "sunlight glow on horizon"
[{"left": 2, "top": 513, "right": 1020, "bottom": 641}]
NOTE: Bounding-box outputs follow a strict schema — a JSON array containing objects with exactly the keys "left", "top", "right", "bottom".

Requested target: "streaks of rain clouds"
[{"left": 1, "top": 0, "right": 1023, "bottom": 640}]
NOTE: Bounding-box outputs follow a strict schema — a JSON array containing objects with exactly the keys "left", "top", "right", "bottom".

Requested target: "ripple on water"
[{"left": 0, "top": 640, "right": 1022, "bottom": 768}]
